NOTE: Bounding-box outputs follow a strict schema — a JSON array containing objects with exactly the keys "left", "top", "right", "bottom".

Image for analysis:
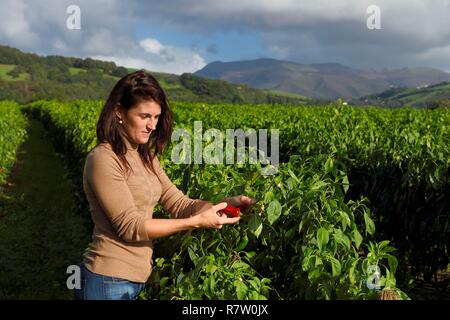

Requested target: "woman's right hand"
[{"left": 194, "top": 202, "right": 241, "bottom": 229}]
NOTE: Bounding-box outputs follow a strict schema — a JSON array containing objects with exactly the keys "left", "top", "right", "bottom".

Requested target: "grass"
[
  {"left": 103, "top": 74, "right": 121, "bottom": 81},
  {"left": 264, "top": 89, "right": 311, "bottom": 101},
  {"left": 377, "top": 82, "right": 450, "bottom": 106},
  {"left": 68, "top": 67, "right": 86, "bottom": 76},
  {"left": 0, "top": 116, "right": 89, "bottom": 299},
  {"left": 0, "top": 64, "right": 29, "bottom": 81},
  {"left": 159, "top": 79, "right": 183, "bottom": 90}
]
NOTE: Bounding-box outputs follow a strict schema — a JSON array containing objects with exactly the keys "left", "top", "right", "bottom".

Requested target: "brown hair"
[{"left": 96, "top": 70, "right": 173, "bottom": 175}]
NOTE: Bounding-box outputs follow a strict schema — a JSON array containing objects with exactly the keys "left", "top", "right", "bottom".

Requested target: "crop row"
[{"left": 0, "top": 100, "right": 28, "bottom": 186}]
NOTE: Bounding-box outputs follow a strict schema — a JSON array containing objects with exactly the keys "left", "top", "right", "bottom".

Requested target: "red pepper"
[{"left": 223, "top": 204, "right": 241, "bottom": 218}]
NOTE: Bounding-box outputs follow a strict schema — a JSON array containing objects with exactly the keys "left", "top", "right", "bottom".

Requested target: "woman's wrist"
[{"left": 188, "top": 214, "right": 202, "bottom": 229}]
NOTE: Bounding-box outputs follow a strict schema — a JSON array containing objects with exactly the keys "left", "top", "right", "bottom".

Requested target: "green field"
[
  {"left": 0, "top": 99, "right": 449, "bottom": 300},
  {"left": 361, "top": 82, "right": 450, "bottom": 107},
  {"left": 0, "top": 64, "right": 29, "bottom": 81},
  {"left": 68, "top": 67, "right": 85, "bottom": 75},
  {"left": 263, "top": 89, "right": 310, "bottom": 101}
]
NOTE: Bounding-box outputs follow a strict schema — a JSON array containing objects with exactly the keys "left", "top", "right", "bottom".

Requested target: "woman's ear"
[{"left": 114, "top": 105, "right": 123, "bottom": 120}]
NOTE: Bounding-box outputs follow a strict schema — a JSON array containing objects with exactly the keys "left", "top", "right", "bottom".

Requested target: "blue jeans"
[{"left": 73, "top": 263, "right": 145, "bottom": 300}]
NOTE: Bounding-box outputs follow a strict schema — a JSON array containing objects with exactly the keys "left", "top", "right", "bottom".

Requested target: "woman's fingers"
[
  {"left": 233, "top": 195, "right": 257, "bottom": 213},
  {"left": 223, "top": 195, "right": 256, "bottom": 209},
  {"left": 241, "top": 195, "right": 257, "bottom": 205},
  {"left": 212, "top": 202, "right": 228, "bottom": 212},
  {"left": 219, "top": 216, "right": 240, "bottom": 224},
  {"left": 233, "top": 195, "right": 257, "bottom": 206},
  {"left": 200, "top": 202, "right": 241, "bottom": 229},
  {"left": 215, "top": 202, "right": 240, "bottom": 225}
]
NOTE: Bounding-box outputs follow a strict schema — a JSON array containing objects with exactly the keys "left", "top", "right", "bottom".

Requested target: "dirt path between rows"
[{"left": 0, "top": 116, "right": 89, "bottom": 299}]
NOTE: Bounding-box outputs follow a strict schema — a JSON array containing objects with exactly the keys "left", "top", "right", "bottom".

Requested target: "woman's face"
[{"left": 115, "top": 100, "right": 161, "bottom": 146}]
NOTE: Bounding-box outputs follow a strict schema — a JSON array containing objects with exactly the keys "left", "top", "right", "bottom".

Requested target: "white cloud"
[
  {"left": 93, "top": 38, "right": 206, "bottom": 74},
  {"left": 140, "top": 38, "right": 165, "bottom": 55},
  {"left": 1, "top": 0, "right": 450, "bottom": 71},
  {"left": 90, "top": 55, "right": 156, "bottom": 71},
  {"left": 0, "top": 0, "right": 129, "bottom": 55},
  {"left": 136, "top": 0, "right": 450, "bottom": 31},
  {"left": 267, "top": 45, "right": 290, "bottom": 59},
  {"left": 52, "top": 38, "right": 69, "bottom": 51},
  {"left": 131, "top": 0, "right": 450, "bottom": 70},
  {"left": 414, "top": 44, "right": 450, "bottom": 66},
  {"left": 0, "top": 0, "right": 39, "bottom": 47},
  {"left": 0, "top": 0, "right": 206, "bottom": 74},
  {"left": 81, "top": 29, "right": 116, "bottom": 55}
]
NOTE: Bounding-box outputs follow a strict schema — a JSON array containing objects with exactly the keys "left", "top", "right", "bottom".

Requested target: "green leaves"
[
  {"left": 363, "top": 212, "right": 376, "bottom": 236},
  {"left": 310, "top": 180, "right": 328, "bottom": 191},
  {"left": 330, "top": 257, "right": 342, "bottom": 277},
  {"left": 324, "top": 157, "right": 335, "bottom": 174},
  {"left": 333, "top": 228, "right": 351, "bottom": 251},
  {"left": 341, "top": 173, "right": 350, "bottom": 195},
  {"left": 338, "top": 210, "right": 351, "bottom": 231},
  {"left": 234, "top": 280, "right": 248, "bottom": 300},
  {"left": 249, "top": 214, "right": 263, "bottom": 238},
  {"left": 352, "top": 228, "right": 363, "bottom": 249},
  {"left": 316, "top": 227, "right": 329, "bottom": 251},
  {"left": 267, "top": 200, "right": 282, "bottom": 225},
  {"left": 0, "top": 101, "right": 28, "bottom": 185},
  {"left": 387, "top": 254, "right": 398, "bottom": 275}
]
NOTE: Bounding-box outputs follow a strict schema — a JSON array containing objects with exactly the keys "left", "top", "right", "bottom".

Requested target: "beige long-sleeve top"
[{"left": 82, "top": 134, "right": 212, "bottom": 283}]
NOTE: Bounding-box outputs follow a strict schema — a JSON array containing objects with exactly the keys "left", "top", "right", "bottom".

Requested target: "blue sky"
[
  {"left": 132, "top": 21, "right": 267, "bottom": 63},
  {"left": 1, "top": 0, "right": 450, "bottom": 74}
]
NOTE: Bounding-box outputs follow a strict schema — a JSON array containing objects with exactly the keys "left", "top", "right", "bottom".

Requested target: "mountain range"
[
  {"left": 195, "top": 58, "right": 450, "bottom": 100},
  {"left": 1, "top": 44, "right": 449, "bottom": 107}
]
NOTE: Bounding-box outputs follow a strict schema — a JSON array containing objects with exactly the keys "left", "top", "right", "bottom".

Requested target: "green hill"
[
  {"left": 0, "top": 45, "right": 310, "bottom": 105},
  {"left": 354, "top": 82, "right": 450, "bottom": 108}
]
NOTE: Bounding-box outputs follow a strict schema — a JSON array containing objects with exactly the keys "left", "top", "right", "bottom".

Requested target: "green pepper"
[{"left": 235, "top": 234, "right": 249, "bottom": 251}]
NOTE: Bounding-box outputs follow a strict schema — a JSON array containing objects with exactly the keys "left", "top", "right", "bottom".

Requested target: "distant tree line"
[{"left": 0, "top": 44, "right": 308, "bottom": 105}]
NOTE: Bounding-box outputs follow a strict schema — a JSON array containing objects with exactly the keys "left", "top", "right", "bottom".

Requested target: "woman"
[{"left": 74, "top": 70, "right": 256, "bottom": 300}]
